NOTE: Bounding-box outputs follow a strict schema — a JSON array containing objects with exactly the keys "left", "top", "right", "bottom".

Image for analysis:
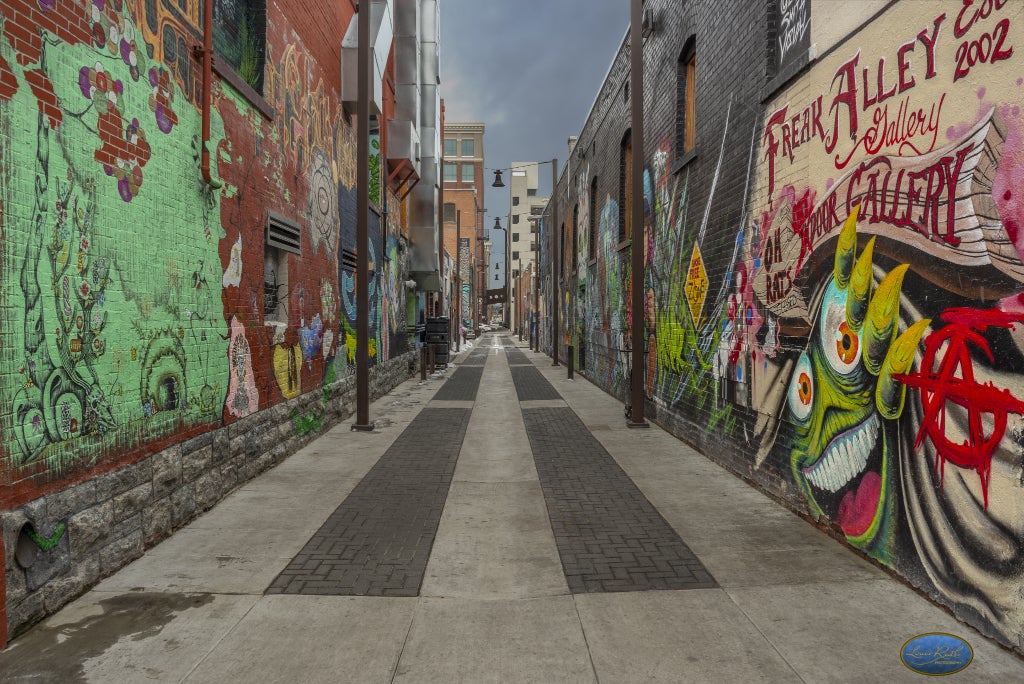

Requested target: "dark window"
[
  {"left": 527, "top": 189, "right": 537, "bottom": 197},
  {"left": 513, "top": 233, "right": 519, "bottom": 242},
  {"left": 213, "top": 0, "right": 267, "bottom": 93},
  {"left": 512, "top": 251, "right": 520, "bottom": 260},
  {"left": 677, "top": 37, "right": 697, "bottom": 157},
  {"left": 572, "top": 204, "right": 578, "bottom": 273},
  {"left": 443, "top": 202, "right": 456, "bottom": 223},
  {"left": 589, "top": 176, "right": 598, "bottom": 260},
  {"left": 513, "top": 215, "right": 520, "bottom": 224},
  {"left": 560, "top": 223, "right": 566, "bottom": 277},
  {"left": 512, "top": 196, "right": 520, "bottom": 206},
  {"left": 619, "top": 129, "right": 632, "bottom": 243}
]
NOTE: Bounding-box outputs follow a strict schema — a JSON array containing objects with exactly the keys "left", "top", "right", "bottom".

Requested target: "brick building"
[
  {"left": 442, "top": 122, "right": 485, "bottom": 331},
  {"left": 540, "top": 0, "right": 1024, "bottom": 653},
  {"left": 0, "top": 0, "right": 442, "bottom": 645}
]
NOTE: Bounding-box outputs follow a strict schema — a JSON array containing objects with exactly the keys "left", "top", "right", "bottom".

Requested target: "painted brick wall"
[
  {"left": 0, "top": 0, "right": 418, "bottom": 645},
  {"left": 543, "top": 0, "right": 1024, "bottom": 654}
]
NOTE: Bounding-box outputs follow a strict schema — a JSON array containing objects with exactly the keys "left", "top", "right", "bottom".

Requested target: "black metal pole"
[
  {"left": 628, "top": 0, "right": 648, "bottom": 428},
  {"left": 455, "top": 210, "right": 461, "bottom": 351},
  {"left": 550, "top": 157, "right": 558, "bottom": 366},
  {"left": 353, "top": 3, "right": 373, "bottom": 431}
]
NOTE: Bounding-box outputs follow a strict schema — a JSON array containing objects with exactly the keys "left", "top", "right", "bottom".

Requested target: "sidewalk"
[{"left": 1, "top": 334, "right": 1021, "bottom": 682}]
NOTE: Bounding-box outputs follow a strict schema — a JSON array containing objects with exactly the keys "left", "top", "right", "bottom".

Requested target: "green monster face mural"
[{"left": 787, "top": 207, "right": 928, "bottom": 562}]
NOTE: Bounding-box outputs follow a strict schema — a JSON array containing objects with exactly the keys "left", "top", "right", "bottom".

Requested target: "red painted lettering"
[
  {"left": 897, "top": 39, "right": 916, "bottom": 92},
  {"left": 918, "top": 13, "right": 946, "bottom": 78}
]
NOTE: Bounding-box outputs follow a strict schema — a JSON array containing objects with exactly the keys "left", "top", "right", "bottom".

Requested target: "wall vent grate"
[{"left": 267, "top": 212, "right": 302, "bottom": 255}]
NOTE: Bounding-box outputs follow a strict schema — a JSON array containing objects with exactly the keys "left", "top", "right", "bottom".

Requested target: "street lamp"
[{"left": 490, "top": 217, "right": 510, "bottom": 330}]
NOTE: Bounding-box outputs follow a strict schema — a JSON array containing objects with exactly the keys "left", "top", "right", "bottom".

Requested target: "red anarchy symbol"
[{"left": 896, "top": 308, "right": 1024, "bottom": 508}]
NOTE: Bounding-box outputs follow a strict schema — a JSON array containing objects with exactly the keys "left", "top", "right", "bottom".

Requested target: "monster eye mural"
[
  {"left": 787, "top": 208, "right": 928, "bottom": 561},
  {"left": 787, "top": 354, "right": 814, "bottom": 422}
]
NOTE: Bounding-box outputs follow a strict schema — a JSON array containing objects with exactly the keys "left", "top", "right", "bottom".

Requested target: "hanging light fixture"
[{"left": 492, "top": 169, "right": 505, "bottom": 187}]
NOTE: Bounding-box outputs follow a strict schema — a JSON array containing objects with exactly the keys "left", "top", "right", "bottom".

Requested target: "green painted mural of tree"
[{"left": 1, "top": 8, "right": 230, "bottom": 476}]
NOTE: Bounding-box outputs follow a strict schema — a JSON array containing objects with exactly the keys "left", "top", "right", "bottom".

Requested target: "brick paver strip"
[
  {"left": 505, "top": 349, "right": 531, "bottom": 366},
  {"left": 267, "top": 407, "right": 471, "bottom": 596},
  {"left": 523, "top": 407, "right": 717, "bottom": 593},
  {"left": 510, "top": 365, "right": 562, "bottom": 400},
  {"left": 432, "top": 365, "right": 484, "bottom": 401}
]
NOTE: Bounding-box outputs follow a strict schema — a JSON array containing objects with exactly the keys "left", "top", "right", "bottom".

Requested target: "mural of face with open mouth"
[{"left": 787, "top": 207, "right": 929, "bottom": 563}]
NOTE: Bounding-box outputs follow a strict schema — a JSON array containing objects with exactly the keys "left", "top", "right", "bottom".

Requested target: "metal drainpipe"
[
  {"left": 551, "top": 157, "right": 559, "bottom": 366},
  {"left": 200, "top": 0, "right": 223, "bottom": 189},
  {"left": 353, "top": 2, "right": 373, "bottom": 431},
  {"left": 628, "top": 0, "right": 648, "bottom": 427}
]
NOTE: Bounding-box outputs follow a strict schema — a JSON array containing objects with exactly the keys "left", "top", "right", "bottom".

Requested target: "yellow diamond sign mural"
[{"left": 684, "top": 244, "right": 708, "bottom": 325}]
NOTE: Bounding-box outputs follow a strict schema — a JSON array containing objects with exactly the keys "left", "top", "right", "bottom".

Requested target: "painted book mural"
[
  {"left": 746, "top": 1, "right": 1024, "bottom": 647},
  {"left": 561, "top": 0, "right": 1024, "bottom": 650}
]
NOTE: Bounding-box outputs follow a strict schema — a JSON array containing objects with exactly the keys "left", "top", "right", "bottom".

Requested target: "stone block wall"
[{"left": 3, "top": 350, "right": 416, "bottom": 641}]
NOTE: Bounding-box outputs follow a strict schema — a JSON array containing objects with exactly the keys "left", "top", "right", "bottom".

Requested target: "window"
[
  {"left": 214, "top": 0, "right": 267, "bottom": 93},
  {"left": 512, "top": 233, "right": 519, "bottom": 242},
  {"left": 265, "top": 212, "right": 301, "bottom": 321},
  {"left": 443, "top": 202, "right": 456, "bottom": 223},
  {"left": 560, "top": 223, "right": 566, "bottom": 276},
  {"left": 444, "top": 139, "right": 457, "bottom": 157},
  {"left": 443, "top": 163, "right": 457, "bottom": 182},
  {"left": 513, "top": 251, "right": 520, "bottom": 260},
  {"left": 527, "top": 189, "right": 537, "bottom": 197},
  {"left": 677, "top": 37, "right": 697, "bottom": 157},
  {"left": 589, "top": 176, "right": 598, "bottom": 261},
  {"left": 512, "top": 196, "right": 520, "bottom": 206},
  {"left": 572, "top": 204, "right": 578, "bottom": 272},
  {"left": 513, "top": 215, "right": 520, "bottom": 224},
  {"left": 619, "top": 129, "right": 632, "bottom": 243},
  {"left": 461, "top": 139, "right": 475, "bottom": 157},
  {"left": 460, "top": 165, "right": 474, "bottom": 183}
]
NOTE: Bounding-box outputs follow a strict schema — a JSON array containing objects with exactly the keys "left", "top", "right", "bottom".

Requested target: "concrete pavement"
[{"left": 1, "top": 333, "right": 1022, "bottom": 682}]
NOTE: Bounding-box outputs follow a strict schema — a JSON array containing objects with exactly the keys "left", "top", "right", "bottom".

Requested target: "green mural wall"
[{"left": 1, "top": 5, "right": 228, "bottom": 489}]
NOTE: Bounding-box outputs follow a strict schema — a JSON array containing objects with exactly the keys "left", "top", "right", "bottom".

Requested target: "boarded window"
[
  {"left": 619, "top": 130, "right": 632, "bottom": 243},
  {"left": 677, "top": 38, "right": 697, "bottom": 156}
]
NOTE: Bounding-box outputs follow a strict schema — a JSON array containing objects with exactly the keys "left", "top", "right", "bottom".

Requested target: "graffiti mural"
[
  {"left": 748, "top": 1, "right": 1024, "bottom": 648},
  {"left": 1, "top": 2, "right": 228, "bottom": 478},
  {"left": 552, "top": 0, "right": 1024, "bottom": 652}
]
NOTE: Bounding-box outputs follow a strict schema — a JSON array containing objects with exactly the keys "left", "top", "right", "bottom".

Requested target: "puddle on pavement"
[{"left": 0, "top": 592, "right": 213, "bottom": 682}]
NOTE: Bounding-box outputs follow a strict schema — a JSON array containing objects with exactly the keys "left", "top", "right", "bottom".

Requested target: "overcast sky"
[{"left": 439, "top": 0, "right": 630, "bottom": 285}]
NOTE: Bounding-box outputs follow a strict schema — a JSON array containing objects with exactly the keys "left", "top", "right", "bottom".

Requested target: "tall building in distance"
[
  {"left": 508, "top": 162, "right": 548, "bottom": 334},
  {"left": 441, "top": 122, "right": 485, "bottom": 331}
]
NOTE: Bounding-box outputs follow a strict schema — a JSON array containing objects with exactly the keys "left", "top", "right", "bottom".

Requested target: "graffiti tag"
[{"left": 896, "top": 307, "right": 1024, "bottom": 508}]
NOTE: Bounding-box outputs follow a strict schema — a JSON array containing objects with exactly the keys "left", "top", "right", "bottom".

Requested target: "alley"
[{"left": 0, "top": 334, "right": 1020, "bottom": 682}]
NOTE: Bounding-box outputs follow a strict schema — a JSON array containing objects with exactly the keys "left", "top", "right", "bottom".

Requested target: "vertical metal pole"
[
  {"left": 550, "top": 158, "right": 558, "bottom": 365},
  {"left": 628, "top": 0, "right": 648, "bottom": 427},
  {"left": 455, "top": 210, "right": 461, "bottom": 351},
  {"left": 505, "top": 218, "right": 511, "bottom": 329},
  {"left": 353, "top": 2, "right": 373, "bottom": 431}
]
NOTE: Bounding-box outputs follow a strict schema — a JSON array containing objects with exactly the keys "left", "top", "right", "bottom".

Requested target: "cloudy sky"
[{"left": 439, "top": 0, "right": 630, "bottom": 284}]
